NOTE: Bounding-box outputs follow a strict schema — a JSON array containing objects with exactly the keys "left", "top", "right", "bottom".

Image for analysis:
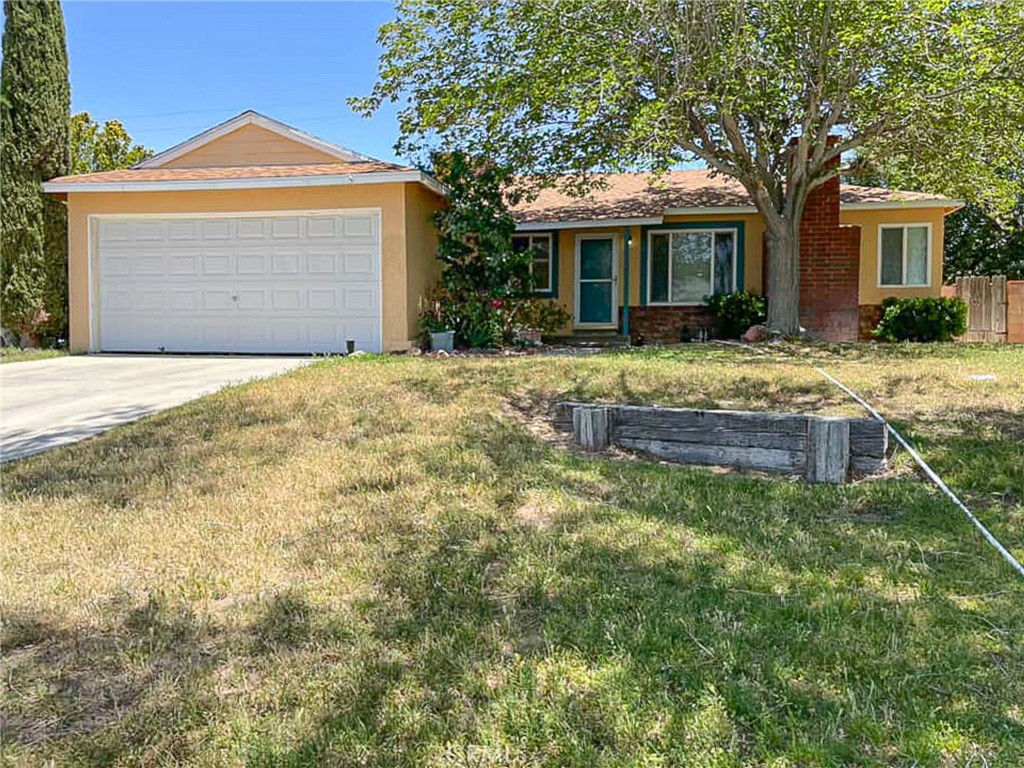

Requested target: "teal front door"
[{"left": 575, "top": 236, "right": 617, "bottom": 326}]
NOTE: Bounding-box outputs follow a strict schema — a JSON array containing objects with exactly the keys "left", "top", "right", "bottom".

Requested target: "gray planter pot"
[{"left": 429, "top": 330, "right": 455, "bottom": 352}]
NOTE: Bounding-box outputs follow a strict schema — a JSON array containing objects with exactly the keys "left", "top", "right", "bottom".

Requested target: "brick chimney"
[{"left": 764, "top": 138, "right": 861, "bottom": 341}]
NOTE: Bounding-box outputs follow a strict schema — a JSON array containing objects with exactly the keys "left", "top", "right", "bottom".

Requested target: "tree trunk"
[{"left": 765, "top": 218, "right": 802, "bottom": 336}]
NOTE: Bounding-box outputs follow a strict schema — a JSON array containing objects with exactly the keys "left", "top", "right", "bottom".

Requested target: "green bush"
[
  {"left": 873, "top": 296, "right": 968, "bottom": 342},
  {"left": 505, "top": 297, "right": 571, "bottom": 336},
  {"left": 704, "top": 291, "right": 767, "bottom": 339}
]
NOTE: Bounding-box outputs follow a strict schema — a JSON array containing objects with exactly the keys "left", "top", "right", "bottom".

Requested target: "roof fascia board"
[
  {"left": 663, "top": 206, "right": 758, "bottom": 215},
  {"left": 516, "top": 217, "right": 662, "bottom": 231},
  {"left": 135, "top": 111, "right": 367, "bottom": 169},
  {"left": 841, "top": 199, "right": 961, "bottom": 211},
  {"left": 42, "top": 170, "right": 443, "bottom": 195}
]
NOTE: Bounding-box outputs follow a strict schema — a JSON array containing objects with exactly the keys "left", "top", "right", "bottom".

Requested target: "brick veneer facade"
[
  {"left": 626, "top": 305, "right": 713, "bottom": 343},
  {"left": 623, "top": 158, "right": 867, "bottom": 343},
  {"left": 794, "top": 173, "right": 862, "bottom": 341}
]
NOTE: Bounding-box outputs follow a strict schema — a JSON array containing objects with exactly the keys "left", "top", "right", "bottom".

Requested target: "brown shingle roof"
[
  {"left": 46, "top": 160, "right": 413, "bottom": 185},
  {"left": 509, "top": 170, "right": 951, "bottom": 223}
]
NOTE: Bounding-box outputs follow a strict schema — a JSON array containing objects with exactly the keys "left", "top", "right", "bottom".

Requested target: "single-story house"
[{"left": 44, "top": 111, "right": 960, "bottom": 353}]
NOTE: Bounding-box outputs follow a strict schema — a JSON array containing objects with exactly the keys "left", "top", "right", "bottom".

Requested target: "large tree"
[
  {"left": 70, "top": 112, "right": 153, "bottom": 174},
  {"left": 354, "top": 0, "right": 1024, "bottom": 334},
  {"left": 0, "top": 0, "right": 70, "bottom": 343}
]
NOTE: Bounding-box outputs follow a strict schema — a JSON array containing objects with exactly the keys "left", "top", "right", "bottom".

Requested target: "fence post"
[
  {"left": 805, "top": 416, "right": 850, "bottom": 484},
  {"left": 573, "top": 406, "right": 612, "bottom": 451}
]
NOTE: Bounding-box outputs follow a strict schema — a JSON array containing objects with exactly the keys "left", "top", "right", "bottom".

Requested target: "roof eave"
[
  {"left": 42, "top": 170, "right": 444, "bottom": 196},
  {"left": 515, "top": 216, "right": 663, "bottom": 231}
]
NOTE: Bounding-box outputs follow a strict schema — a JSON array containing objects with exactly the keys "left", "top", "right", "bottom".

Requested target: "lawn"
[
  {"left": 0, "top": 347, "right": 67, "bottom": 365},
  {"left": 2, "top": 344, "right": 1022, "bottom": 767}
]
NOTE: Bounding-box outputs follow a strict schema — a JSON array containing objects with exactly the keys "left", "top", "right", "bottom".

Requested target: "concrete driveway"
[{"left": 1, "top": 355, "right": 309, "bottom": 462}]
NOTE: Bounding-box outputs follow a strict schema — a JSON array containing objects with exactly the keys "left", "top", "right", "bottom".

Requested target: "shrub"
[
  {"left": 504, "top": 297, "right": 571, "bottom": 337},
  {"left": 873, "top": 296, "right": 968, "bottom": 342},
  {"left": 704, "top": 291, "right": 767, "bottom": 339},
  {"left": 419, "top": 151, "right": 535, "bottom": 348}
]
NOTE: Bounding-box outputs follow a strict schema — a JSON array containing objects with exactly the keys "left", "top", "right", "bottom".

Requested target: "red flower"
[{"left": 492, "top": 300, "right": 504, "bottom": 308}]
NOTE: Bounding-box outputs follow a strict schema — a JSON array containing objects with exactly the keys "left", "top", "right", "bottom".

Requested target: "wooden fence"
[
  {"left": 942, "top": 276, "right": 1024, "bottom": 342},
  {"left": 554, "top": 402, "right": 888, "bottom": 484}
]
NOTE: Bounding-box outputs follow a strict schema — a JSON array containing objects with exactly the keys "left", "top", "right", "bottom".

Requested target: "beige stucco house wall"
[
  {"left": 63, "top": 183, "right": 443, "bottom": 353},
  {"left": 48, "top": 112, "right": 445, "bottom": 354}
]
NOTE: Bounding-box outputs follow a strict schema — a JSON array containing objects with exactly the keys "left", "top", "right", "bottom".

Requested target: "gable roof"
[
  {"left": 510, "top": 170, "right": 958, "bottom": 227},
  {"left": 43, "top": 161, "right": 444, "bottom": 195},
  {"left": 136, "top": 110, "right": 372, "bottom": 169}
]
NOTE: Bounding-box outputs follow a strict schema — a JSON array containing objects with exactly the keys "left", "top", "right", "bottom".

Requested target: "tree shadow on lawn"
[
  {"left": 254, "top": 416, "right": 1024, "bottom": 766},
  {"left": 889, "top": 407, "right": 1024, "bottom": 519},
  {"left": 4, "top": 410, "right": 1023, "bottom": 766}
]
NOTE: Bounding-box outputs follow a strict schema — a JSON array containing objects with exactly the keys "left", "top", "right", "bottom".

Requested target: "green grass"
[
  {"left": 0, "top": 347, "right": 66, "bottom": 364},
  {"left": 2, "top": 344, "right": 1022, "bottom": 766}
]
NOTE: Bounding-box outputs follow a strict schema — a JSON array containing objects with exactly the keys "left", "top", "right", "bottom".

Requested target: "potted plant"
[
  {"left": 506, "top": 297, "right": 570, "bottom": 347},
  {"left": 419, "top": 297, "right": 455, "bottom": 352}
]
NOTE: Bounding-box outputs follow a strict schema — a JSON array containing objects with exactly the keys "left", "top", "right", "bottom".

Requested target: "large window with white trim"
[
  {"left": 878, "top": 224, "right": 931, "bottom": 287},
  {"left": 647, "top": 228, "right": 737, "bottom": 304},
  {"left": 512, "top": 233, "right": 553, "bottom": 293}
]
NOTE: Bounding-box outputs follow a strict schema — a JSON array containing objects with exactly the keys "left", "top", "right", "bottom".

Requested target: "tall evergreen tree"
[{"left": 1, "top": 0, "right": 70, "bottom": 344}]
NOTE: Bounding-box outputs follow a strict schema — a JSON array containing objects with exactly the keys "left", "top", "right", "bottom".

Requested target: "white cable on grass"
[
  {"left": 813, "top": 366, "right": 1024, "bottom": 579},
  {"left": 712, "top": 340, "right": 1024, "bottom": 578}
]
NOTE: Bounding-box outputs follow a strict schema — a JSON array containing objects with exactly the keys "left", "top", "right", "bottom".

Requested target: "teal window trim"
[
  {"left": 639, "top": 220, "right": 746, "bottom": 306},
  {"left": 513, "top": 232, "right": 559, "bottom": 299},
  {"left": 622, "top": 226, "right": 631, "bottom": 336}
]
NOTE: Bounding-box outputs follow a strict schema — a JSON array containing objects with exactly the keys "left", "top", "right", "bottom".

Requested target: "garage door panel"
[
  {"left": 236, "top": 290, "right": 265, "bottom": 310},
  {"left": 202, "top": 253, "right": 233, "bottom": 275},
  {"left": 169, "top": 290, "right": 199, "bottom": 311},
  {"left": 97, "top": 212, "right": 381, "bottom": 353},
  {"left": 135, "top": 254, "right": 165, "bottom": 276},
  {"left": 201, "top": 220, "right": 232, "bottom": 240},
  {"left": 271, "top": 218, "right": 302, "bottom": 239},
  {"left": 168, "top": 221, "right": 199, "bottom": 241},
  {"left": 237, "top": 252, "right": 268, "bottom": 274},
  {"left": 169, "top": 253, "right": 199, "bottom": 275},
  {"left": 237, "top": 219, "right": 267, "bottom": 239},
  {"left": 307, "top": 249, "right": 338, "bottom": 274},
  {"left": 342, "top": 250, "right": 376, "bottom": 275},
  {"left": 135, "top": 221, "right": 166, "bottom": 241}
]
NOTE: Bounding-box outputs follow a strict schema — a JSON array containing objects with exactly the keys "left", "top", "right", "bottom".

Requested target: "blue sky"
[{"left": 59, "top": 1, "right": 405, "bottom": 163}]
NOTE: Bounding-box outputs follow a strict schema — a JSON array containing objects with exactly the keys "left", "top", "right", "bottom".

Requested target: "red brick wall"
[
  {"left": 797, "top": 173, "right": 862, "bottom": 341},
  {"left": 1008, "top": 281, "right": 1024, "bottom": 343},
  {"left": 761, "top": 140, "right": 863, "bottom": 342},
  {"left": 626, "top": 305, "right": 713, "bottom": 343}
]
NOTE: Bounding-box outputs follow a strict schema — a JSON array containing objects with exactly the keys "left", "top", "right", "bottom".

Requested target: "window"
[
  {"left": 512, "top": 233, "right": 553, "bottom": 293},
  {"left": 647, "top": 229, "right": 736, "bottom": 304},
  {"left": 879, "top": 224, "right": 930, "bottom": 287}
]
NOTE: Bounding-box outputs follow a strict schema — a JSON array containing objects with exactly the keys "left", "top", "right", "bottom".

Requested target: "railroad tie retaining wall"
[{"left": 554, "top": 402, "right": 887, "bottom": 484}]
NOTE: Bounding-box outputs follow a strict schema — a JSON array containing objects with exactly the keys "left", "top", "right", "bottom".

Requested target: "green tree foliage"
[
  {"left": 421, "top": 151, "right": 536, "bottom": 347},
  {"left": 943, "top": 204, "right": 1024, "bottom": 280},
  {"left": 0, "top": 0, "right": 70, "bottom": 342},
  {"left": 354, "top": 0, "right": 1024, "bottom": 335},
  {"left": 70, "top": 112, "right": 154, "bottom": 174}
]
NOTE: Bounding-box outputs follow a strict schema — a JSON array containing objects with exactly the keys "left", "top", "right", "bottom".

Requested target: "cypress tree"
[{"left": 1, "top": 0, "right": 70, "bottom": 344}]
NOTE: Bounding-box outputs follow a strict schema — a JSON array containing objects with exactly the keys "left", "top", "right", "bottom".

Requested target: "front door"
[{"left": 575, "top": 235, "right": 618, "bottom": 326}]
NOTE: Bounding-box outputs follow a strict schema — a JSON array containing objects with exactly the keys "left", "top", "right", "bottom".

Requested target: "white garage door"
[{"left": 95, "top": 211, "right": 382, "bottom": 353}]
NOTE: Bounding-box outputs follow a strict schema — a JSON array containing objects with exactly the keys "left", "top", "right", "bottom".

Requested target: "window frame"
[
  {"left": 877, "top": 223, "right": 932, "bottom": 288},
  {"left": 645, "top": 227, "right": 739, "bottom": 306},
  {"left": 512, "top": 232, "right": 555, "bottom": 295}
]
